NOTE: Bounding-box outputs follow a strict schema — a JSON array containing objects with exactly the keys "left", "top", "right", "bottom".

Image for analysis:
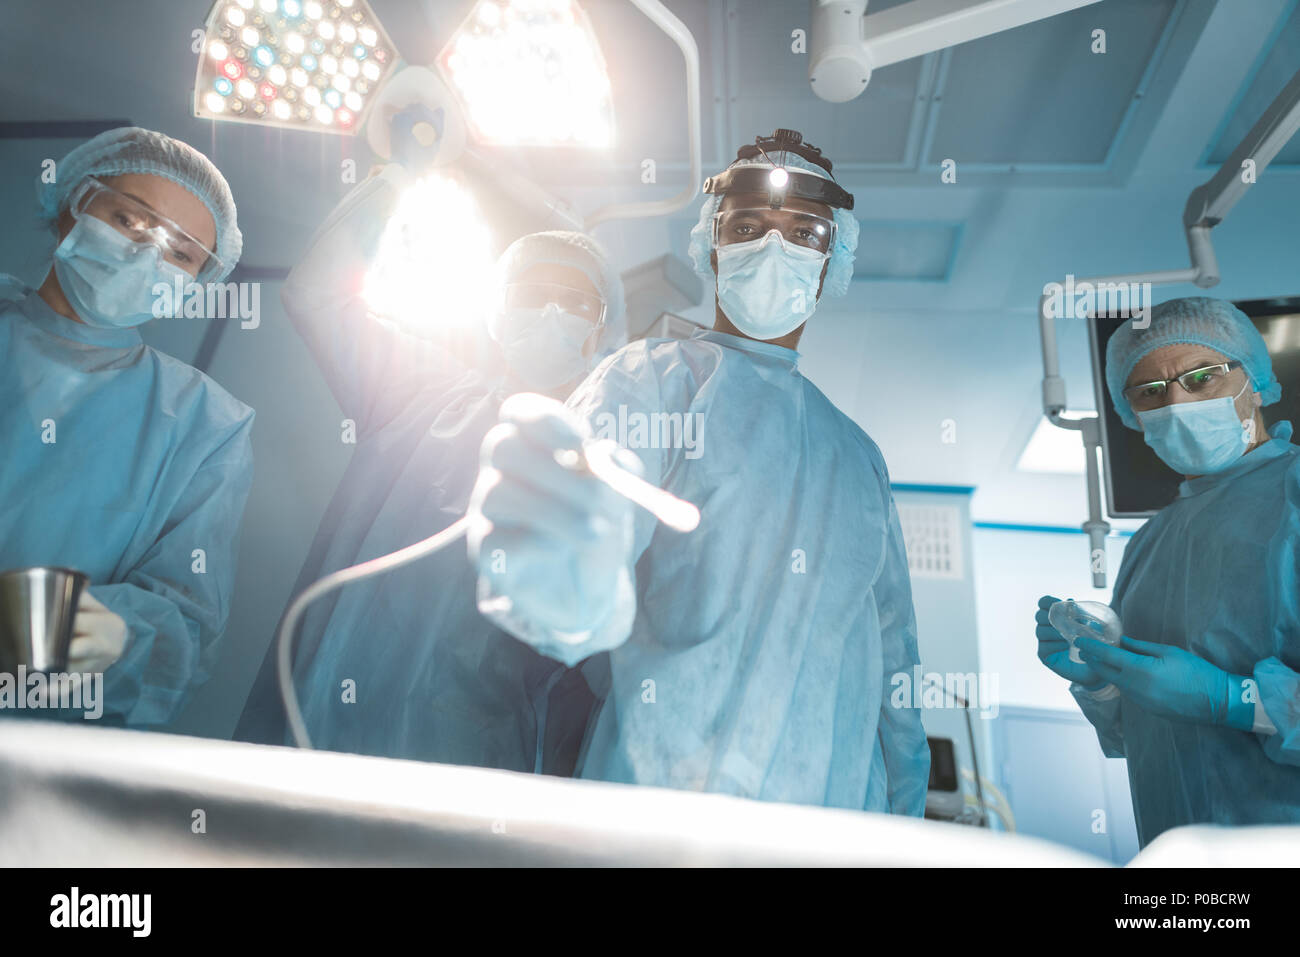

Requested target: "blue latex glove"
[
  {"left": 390, "top": 104, "right": 444, "bottom": 173},
  {"left": 1075, "top": 634, "right": 1254, "bottom": 729},
  {"left": 1035, "top": 595, "right": 1106, "bottom": 688},
  {"left": 468, "top": 393, "right": 636, "bottom": 638}
]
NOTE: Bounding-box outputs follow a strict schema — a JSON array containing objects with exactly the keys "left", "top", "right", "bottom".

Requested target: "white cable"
[
  {"left": 275, "top": 442, "right": 699, "bottom": 749},
  {"left": 277, "top": 517, "right": 470, "bottom": 750}
]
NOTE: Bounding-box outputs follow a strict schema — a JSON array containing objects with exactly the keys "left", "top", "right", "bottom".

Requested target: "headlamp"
[
  {"left": 702, "top": 128, "right": 855, "bottom": 211},
  {"left": 702, "top": 165, "right": 854, "bottom": 211}
]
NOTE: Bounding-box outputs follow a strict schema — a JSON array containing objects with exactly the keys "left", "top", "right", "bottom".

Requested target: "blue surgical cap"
[
  {"left": 1106, "top": 296, "right": 1281, "bottom": 429},
  {"left": 37, "top": 127, "right": 242, "bottom": 281},
  {"left": 495, "top": 230, "right": 627, "bottom": 356},
  {"left": 688, "top": 151, "right": 859, "bottom": 300}
]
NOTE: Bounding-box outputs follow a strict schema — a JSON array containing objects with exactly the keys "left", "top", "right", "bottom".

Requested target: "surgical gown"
[
  {"left": 1072, "top": 421, "right": 1300, "bottom": 846},
  {"left": 486, "top": 329, "right": 931, "bottom": 812},
  {"left": 0, "top": 277, "right": 254, "bottom": 726},
  {"left": 234, "top": 170, "right": 594, "bottom": 773}
]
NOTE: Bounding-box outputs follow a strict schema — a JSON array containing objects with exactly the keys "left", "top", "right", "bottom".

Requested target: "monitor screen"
[
  {"left": 927, "top": 736, "right": 959, "bottom": 793},
  {"left": 1090, "top": 298, "right": 1300, "bottom": 517}
]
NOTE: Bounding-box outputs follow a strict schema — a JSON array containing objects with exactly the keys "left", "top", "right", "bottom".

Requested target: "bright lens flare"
[
  {"left": 439, "top": 0, "right": 614, "bottom": 148},
  {"left": 364, "top": 175, "right": 495, "bottom": 336}
]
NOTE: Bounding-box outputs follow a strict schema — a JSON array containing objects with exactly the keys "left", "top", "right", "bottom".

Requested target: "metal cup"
[{"left": 0, "top": 567, "right": 89, "bottom": 673}]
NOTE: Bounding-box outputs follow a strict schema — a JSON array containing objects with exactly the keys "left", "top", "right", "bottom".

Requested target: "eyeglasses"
[
  {"left": 1122, "top": 361, "right": 1244, "bottom": 412},
  {"left": 712, "top": 206, "right": 836, "bottom": 254},
  {"left": 68, "top": 177, "right": 226, "bottom": 281},
  {"left": 502, "top": 282, "right": 606, "bottom": 326}
]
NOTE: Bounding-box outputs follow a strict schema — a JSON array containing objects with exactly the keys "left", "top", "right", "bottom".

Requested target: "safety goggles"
[
  {"left": 502, "top": 281, "right": 606, "bottom": 327},
  {"left": 67, "top": 177, "right": 226, "bottom": 281},
  {"left": 712, "top": 206, "right": 837, "bottom": 254},
  {"left": 1123, "top": 361, "right": 1244, "bottom": 412}
]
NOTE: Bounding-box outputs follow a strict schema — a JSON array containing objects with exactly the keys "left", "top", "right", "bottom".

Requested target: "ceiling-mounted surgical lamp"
[
  {"left": 193, "top": 0, "right": 401, "bottom": 133},
  {"left": 437, "top": 0, "right": 615, "bottom": 149},
  {"left": 808, "top": 0, "right": 1102, "bottom": 102}
]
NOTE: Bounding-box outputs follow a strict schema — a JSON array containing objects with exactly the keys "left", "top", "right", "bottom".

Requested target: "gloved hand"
[
  {"left": 468, "top": 393, "right": 636, "bottom": 636},
  {"left": 69, "top": 591, "right": 128, "bottom": 673},
  {"left": 1075, "top": 634, "right": 1242, "bottom": 726},
  {"left": 364, "top": 65, "right": 466, "bottom": 171},
  {"left": 1035, "top": 595, "right": 1106, "bottom": 688}
]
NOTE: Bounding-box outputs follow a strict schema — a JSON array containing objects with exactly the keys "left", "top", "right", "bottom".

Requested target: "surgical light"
[
  {"left": 437, "top": 0, "right": 615, "bottom": 148},
  {"left": 363, "top": 174, "right": 495, "bottom": 337},
  {"left": 193, "top": 0, "right": 397, "bottom": 135}
]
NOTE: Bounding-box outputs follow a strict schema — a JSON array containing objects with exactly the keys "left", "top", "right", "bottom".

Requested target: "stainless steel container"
[{"left": 0, "top": 567, "right": 89, "bottom": 673}]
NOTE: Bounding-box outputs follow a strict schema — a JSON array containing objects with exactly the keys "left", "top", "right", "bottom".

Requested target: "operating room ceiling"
[{"left": 0, "top": 0, "right": 1297, "bottom": 527}]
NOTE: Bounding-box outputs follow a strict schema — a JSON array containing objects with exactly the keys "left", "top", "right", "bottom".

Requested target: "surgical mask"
[
  {"left": 493, "top": 304, "right": 595, "bottom": 392},
  {"left": 53, "top": 214, "right": 188, "bottom": 329},
  {"left": 715, "top": 230, "right": 826, "bottom": 340},
  {"left": 1136, "top": 381, "right": 1255, "bottom": 475}
]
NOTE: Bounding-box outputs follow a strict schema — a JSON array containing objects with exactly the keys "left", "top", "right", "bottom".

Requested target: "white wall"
[{"left": 972, "top": 526, "right": 1132, "bottom": 711}]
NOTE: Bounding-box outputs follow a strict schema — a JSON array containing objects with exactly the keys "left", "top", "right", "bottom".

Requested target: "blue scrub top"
[
  {"left": 1073, "top": 421, "right": 1300, "bottom": 845},
  {"left": 0, "top": 277, "right": 254, "bottom": 725},
  {"left": 485, "top": 328, "right": 932, "bottom": 812}
]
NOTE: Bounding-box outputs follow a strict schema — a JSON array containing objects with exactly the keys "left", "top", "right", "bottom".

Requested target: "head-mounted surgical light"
[{"left": 702, "top": 130, "right": 854, "bottom": 211}]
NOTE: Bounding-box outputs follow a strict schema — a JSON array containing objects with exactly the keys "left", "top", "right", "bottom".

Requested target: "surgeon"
[
  {"left": 235, "top": 161, "right": 626, "bottom": 775},
  {"left": 1036, "top": 297, "right": 1300, "bottom": 846},
  {"left": 467, "top": 129, "right": 930, "bottom": 811},
  {"left": 0, "top": 127, "right": 254, "bottom": 725}
]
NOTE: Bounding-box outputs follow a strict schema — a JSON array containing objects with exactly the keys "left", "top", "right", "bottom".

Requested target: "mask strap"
[{"left": 1232, "top": 378, "right": 1260, "bottom": 445}]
